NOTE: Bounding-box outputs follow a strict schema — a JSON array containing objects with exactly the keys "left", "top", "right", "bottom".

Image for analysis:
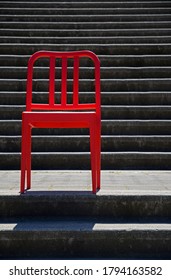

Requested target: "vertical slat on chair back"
[
  {"left": 49, "top": 56, "right": 56, "bottom": 107},
  {"left": 26, "top": 50, "right": 100, "bottom": 112},
  {"left": 61, "top": 57, "right": 67, "bottom": 107},
  {"left": 73, "top": 56, "right": 79, "bottom": 106}
]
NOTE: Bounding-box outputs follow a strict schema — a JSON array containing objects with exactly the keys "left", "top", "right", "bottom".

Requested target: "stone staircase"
[
  {"left": 0, "top": 0, "right": 171, "bottom": 259},
  {"left": 1, "top": 0, "right": 171, "bottom": 170}
]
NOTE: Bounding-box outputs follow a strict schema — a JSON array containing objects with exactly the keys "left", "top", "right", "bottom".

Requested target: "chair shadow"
[{"left": 20, "top": 190, "right": 99, "bottom": 196}]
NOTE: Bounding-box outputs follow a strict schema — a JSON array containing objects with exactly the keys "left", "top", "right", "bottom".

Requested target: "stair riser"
[
  {"left": 0, "top": 230, "right": 171, "bottom": 259},
  {"left": 1, "top": 67, "right": 171, "bottom": 79},
  {"left": 1, "top": 106, "right": 171, "bottom": 120},
  {"left": 1, "top": 153, "right": 171, "bottom": 170},
  {"left": 1, "top": 15, "right": 171, "bottom": 22},
  {"left": 1, "top": 2, "right": 171, "bottom": 8},
  {"left": 1, "top": 194, "right": 171, "bottom": 218},
  {"left": 2, "top": 92, "right": 171, "bottom": 106},
  {"left": 1, "top": 29, "right": 171, "bottom": 37},
  {"left": 1, "top": 121, "right": 171, "bottom": 136},
  {"left": 1, "top": 136, "right": 171, "bottom": 152},
  {"left": 2, "top": 22, "right": 171, "bottom": 29},
  {"left": 1, "top": 55, "right": 171, "bottom": 67},
  {"left": 2, "top": 37, "right": 171, "bottom": 44},
  {"left": 1, "top": 79, "right": 171, "bottom": 92},
  {"left": 2, "top": 8, "right": 171, "bottom": 15},
  {"left": 1, "top": 44, "right": 171, "bottom": 55}
]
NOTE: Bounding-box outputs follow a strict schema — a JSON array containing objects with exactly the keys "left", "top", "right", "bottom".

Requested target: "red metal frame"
[{"left": 20, "top": 50, "right": 101, "bottom": 194}]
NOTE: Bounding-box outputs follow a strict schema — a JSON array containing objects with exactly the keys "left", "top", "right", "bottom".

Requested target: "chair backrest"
[{"left": 26, "top": 50, "right": 101, "bottom": 115}]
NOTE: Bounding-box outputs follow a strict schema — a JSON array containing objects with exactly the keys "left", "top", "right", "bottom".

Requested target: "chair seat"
[{"left": 22, "top": 111, "right": 98, "bottom": 129}]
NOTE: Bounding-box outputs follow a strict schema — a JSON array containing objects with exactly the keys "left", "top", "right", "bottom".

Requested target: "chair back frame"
[{"left": 26, "top": 50, "right": 101, "bottom": 117}]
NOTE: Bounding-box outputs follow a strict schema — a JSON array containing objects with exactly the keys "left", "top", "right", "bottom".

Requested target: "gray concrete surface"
[
  {"left": 0, "top": 170, "right": 171, "bottom": 195},
  {"left": 1, "top": 218, "right": 171, "bottom": 231},
  {"left": 1, "top": 171, "right": 171, "bottom": 259}
]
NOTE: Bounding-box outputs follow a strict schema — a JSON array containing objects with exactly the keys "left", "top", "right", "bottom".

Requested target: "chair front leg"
[
  {"left": 20, "top": 119, "right": 27, "bottom": 193},
  {"left": 96, "top": 120, "right": 101, "bottom": 190},
  {"left": 90, "top": 124, "right": 97, "bottom": 194},
  {"left": 26, "top": 125, "right": 32, "bottom": 190}
]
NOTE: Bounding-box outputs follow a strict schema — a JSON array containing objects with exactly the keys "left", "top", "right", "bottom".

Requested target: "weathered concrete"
[
  {"left": 1, "top": 170, "right": 171, "bottom": 195},
  {"left": 0, "top": 171, "right": 171, "bottom": 259},
  {"left": 0, "top": 217, "right": 171, "bottom": 259},
  {"left": 1, "top": 0, "right": 171, "bottom": 259},
  {"left": 0, "top": 171, "right": 171, "bottom": 218}
]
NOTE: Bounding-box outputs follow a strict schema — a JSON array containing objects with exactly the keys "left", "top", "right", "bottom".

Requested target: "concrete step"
[
  {"left": 1, "top": 43, "right": 171, "bottom": 55},
  {"left": 1, "top": 78, "right": 171, "bottom": 92},
  {"left": 1, "top": 28, "right": 171, "bottom": 37},
  {"left": 1, "top": 168, "right": 170, "bottom": 259},
  {"left": 1, "top": 105, "right": 171, "bottom": 120},
  {"left": 2, "top": 7, "right": 171, "bottom": 15},
  {"left": 2, "top": 21, "right": 171, "bottom": 29},
  {"left": 0, "top": 217, "right": 171, "bottom": 259},
  {"left": 1, "top": 151, "right": 171, "bottom": 170},
  {"left": 1, "top": 1, "right": 171, "bottom": 8},
  {"left": 2, "top": 92, "right": 171, "bottom": 106},
  {"left": 1, "top": 14, "right": 171, "bottom": 22},
  {"left": 1, "top": 169, "right": 171, "bottom": 217},
  {"left": 1, "top": 0, "right": 170, "bottom": 2},
  {"left": 1, "top": 66, "right": 171, "bottom": 79},
  {"left": 1, "top": 55, "right": 171, "bottom": 67},
  {"left": 2, "top": 36, "right": 171, "bottom": 44},
  {"left": 1, "top": 120, "right": 171, "bottom": 136},
  {"left": 1, "top": 135, "right": 171, "bottom": 153}
]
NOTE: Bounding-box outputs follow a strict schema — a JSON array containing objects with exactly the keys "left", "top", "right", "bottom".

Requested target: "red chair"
[{"left": 20, "top": 50, "right": 101, "bottom": 194}]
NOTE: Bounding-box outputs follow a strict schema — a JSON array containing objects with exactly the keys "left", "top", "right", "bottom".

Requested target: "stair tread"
[
  {"left": 0, "top": 170, "right": 171, "bottom": 195},
  {"left": 2, "top": 151, "right": 171, "bottom": 154},
  {"left": 1, "top": 218, "right": 171, "bottom": 232},
  {"left": 2, "top": 135, "right": 171, "bottom": 137}
]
